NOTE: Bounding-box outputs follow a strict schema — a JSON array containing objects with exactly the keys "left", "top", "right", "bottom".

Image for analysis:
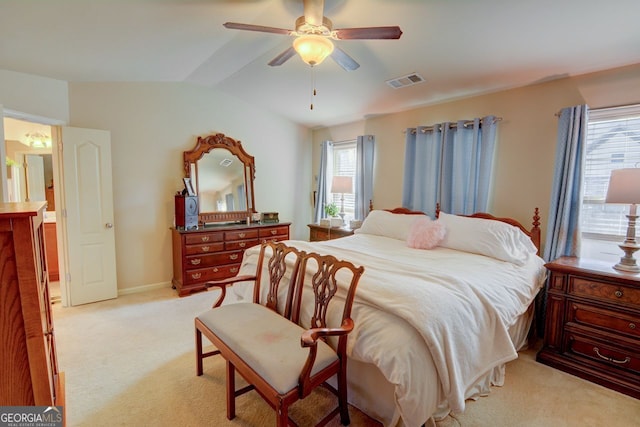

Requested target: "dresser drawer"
[
  {"left": 184, "top": 264, "right": 241, "bottom": 284},
  {"left": 185, "top": 251, "right": 243, "bottom": 268},
  {"left": 185, "top": 232, "right": 224, "bottom": 245},
  {"left": 568, "top": 302, "right": 640, "bottom": 339},
  {"left": 565, "top": 332, "right": 640, "bottom": 375},
  {"left": 569, "top": 276, "right": 640, "bottom": 308},
  {"left": 225, "top": 239, "right": 259, "bottom": 251},
  {"left": 259, "top": 226, "right": 289, "bottom": 239},
  {"left": 185, "top": 241, "right": 224, "bottom": 255},
  {"left": 226, "top": 229, "right": 259, "bottom": 241}
]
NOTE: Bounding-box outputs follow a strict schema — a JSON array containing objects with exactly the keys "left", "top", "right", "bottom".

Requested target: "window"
[
  {"left": 330, "top": 141, "right": 356, "bottom": 219},
  {"left": 580, "top": 104, "right": 640, "bottom": 260}
]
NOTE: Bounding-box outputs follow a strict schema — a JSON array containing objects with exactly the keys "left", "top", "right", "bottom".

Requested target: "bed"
[{"left": 230, "top": 208, "right": 547, "bottom": 427}]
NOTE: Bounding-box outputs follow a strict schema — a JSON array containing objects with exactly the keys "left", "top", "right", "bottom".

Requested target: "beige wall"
[
  {"left": 68, "top": 82, "right": 312, "bottom": 291},
  {"left": 312, "top": 63, "right": 640, "bottom": 252}
]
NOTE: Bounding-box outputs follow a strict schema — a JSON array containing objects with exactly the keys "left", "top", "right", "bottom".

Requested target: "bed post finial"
[
  {"left": 531, "top": 207, "right": 541, "bottom": 255},
  {"left": 435, "top": 203, "right": 441, "bottom": 219},
  {"left": 369, "top": 199, "right": 374, "bottom": 213}
]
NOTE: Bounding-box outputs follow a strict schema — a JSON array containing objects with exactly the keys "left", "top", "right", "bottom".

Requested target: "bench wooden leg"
[
  {"left": 195, "top": 328, "right": 203, "bottom": 376},
  {"left": 226, "top": 360, "right": 236, "bottom": 420},
  {"left": 338, "top": 367, "right": 350, "bottom": 425},
  {"left": 276, "top": 400, "right": 288, "bottom": 427}
]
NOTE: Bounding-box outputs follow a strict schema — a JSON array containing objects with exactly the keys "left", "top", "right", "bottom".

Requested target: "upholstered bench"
[{"left": 195, "top": 241, "right": 364, "bottom": 426}]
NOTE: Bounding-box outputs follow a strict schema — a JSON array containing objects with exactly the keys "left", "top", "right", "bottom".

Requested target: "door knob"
[{"left": 105, "top": 223, "right": 113, "bottom": 229}]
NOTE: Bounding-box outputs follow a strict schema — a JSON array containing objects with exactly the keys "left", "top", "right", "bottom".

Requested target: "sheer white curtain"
[{"left": 402, "top": 116, "right": 498, "bottom": 217}]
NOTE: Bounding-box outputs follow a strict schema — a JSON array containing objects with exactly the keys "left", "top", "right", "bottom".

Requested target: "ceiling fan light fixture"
[{"left": 293, "top": 35, "right": 334, "bottom": 66}]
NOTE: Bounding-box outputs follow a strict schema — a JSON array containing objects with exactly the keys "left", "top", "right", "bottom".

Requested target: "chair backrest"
[
  {"left": 291, "top": 252, "right": 365, "bottom": 351},
  {"left": 253, "top": 241, "right": 305, "bottom": 319}
]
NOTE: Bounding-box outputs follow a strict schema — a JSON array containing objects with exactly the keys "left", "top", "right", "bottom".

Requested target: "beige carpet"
[{"left": 52, "top": 287, "right": 639, "bottom": 427}]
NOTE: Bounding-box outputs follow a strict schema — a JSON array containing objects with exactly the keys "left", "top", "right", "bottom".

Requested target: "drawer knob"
[
  {"left": 593, "top": 347, "right": 630, "bottom": 365},
  {"left": 229, "top": 254, "right": 239, "bottom": 260},
  {"left": 213, "top": 268, "right": 218, "bottom": 272},
  {"left": 239, "top": 233, "right": 246, "bottom": 238},
  {"left": 630, "top": 323, "right": 637, "bottom": 330},
  {"left": 271, "top": 230, "right": 277, "bottom": 235},
  {"left": 201, "top": 246, "right": 210, "bottom": 252},
  {"left": 239, "top": 242, "right": 246, "bottom": 248},
  {"left": 230, "top": 267, "right": 238, "bottom": 273},
  {"left": 201, "top": 236, "right": 210, "bottom": 242},
  {"left": 614, "top": 290, "right": 623, "bottom": 298},
  {"left": 191, "top": 273, "right": 202, "bottom": 280},
  {"left": 190, "top": 258, "right": 201, "bottom": 265}
]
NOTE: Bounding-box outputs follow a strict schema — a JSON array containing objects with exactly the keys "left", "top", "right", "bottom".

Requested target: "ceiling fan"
[{"left": 223, "top": 0, "right": 403, "bottom": 71}]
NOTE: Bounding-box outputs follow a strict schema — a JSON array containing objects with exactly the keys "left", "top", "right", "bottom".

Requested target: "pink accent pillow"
[{"left": 406, "top": 217, "right": 446, "bottom": 249}]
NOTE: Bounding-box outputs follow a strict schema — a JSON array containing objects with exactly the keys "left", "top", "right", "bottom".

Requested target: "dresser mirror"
[{"left": 183, "top": 133, "right": 256, "bottom": 224}]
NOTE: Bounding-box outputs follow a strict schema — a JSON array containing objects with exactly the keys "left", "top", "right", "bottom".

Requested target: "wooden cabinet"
[
  {"left": 0, "top": 202, "right": 65, "bottom": 408},
  {"left": 308, "top": 223, "right": 355, "bottom": 242},
  {"left": 44, "top": 222, "right": 59, "bottom": 281},
  {"left": 172, "top": 222, "right": 290, "bottom": 297},
  {"left": 537, "top": 256, "right": 640, "bottom": 398}
]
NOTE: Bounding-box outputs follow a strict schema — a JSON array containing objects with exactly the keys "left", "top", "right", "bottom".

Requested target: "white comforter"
[{"left": 231, "top": 234, "right": 546, "bottom": 427}]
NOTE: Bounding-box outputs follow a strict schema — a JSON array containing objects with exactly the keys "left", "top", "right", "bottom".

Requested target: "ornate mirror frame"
[{"left": 183, "top": 133, "right": 256, "bottom": 224}]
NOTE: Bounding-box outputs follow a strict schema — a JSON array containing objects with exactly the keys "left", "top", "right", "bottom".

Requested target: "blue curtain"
[
  {"left": 314, "top": 141, "right": 332, "bottom": 223},
  {"left": 543, "top": 105, "right": 589, "bottom": 261},
  {"left": 402, "top": 116, "right": 498, "bottom": 217},
  {"left": 536, "top": 104, "right": 588, "bottom": 338},
  {"left": 355, "top": 135, "right": 375, "bottom": 219}
]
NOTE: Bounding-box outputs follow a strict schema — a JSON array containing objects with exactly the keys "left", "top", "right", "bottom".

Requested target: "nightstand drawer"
[
  {"left": 565, "top": 332, "right": 640, "bottom": 375},
  {"left": 569, "top": 276, "right": 640, "bottom": 308},
  {"left": 568, "top": 302, "right": 640, "bottom": 339}
]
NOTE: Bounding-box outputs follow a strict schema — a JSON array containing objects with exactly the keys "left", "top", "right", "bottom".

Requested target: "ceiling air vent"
[{"left": 386, "top": 73, "right": 425, "bottom": 89}]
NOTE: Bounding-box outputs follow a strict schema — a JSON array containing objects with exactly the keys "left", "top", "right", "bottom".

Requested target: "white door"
[
  {"left": 25, "top": 154, "right": 46, "bottom": 202},
  {"left": 61, "top": 126, "right": 117, "bottom": 305}
]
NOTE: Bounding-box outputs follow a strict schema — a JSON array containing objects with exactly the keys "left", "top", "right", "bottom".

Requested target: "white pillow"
[
  {"left": 438, "top": 212, "right": 537, "bottom": 265},
  {"left": 354, "top": 210, "right": 422, "bottom": 241}
]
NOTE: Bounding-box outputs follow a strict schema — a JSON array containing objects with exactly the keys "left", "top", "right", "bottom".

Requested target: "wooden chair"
[
  {"left": 195, "top": 241, "right": 304, "bottom": 376},
  {"left": 195, "top": 246, "right": 364, "bottom": 427}
]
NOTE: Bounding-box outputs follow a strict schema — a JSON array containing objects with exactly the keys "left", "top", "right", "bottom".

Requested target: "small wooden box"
[{"left": 261, "top": 212, "right": 279, "bottom": 223}]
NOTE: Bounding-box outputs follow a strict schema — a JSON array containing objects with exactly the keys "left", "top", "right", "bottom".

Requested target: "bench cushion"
[{"left": 197, "top": 303, "right": 339, "bottom": 394}]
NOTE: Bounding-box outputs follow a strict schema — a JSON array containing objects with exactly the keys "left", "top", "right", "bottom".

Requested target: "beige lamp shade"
[
  {"left": 605, "top": 168, "right": 640, "bottom": 204},
  {"left": 331, "top": 176, "right": 353, "bottom": 194}
]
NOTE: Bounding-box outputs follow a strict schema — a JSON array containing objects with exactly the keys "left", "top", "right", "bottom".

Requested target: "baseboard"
[{"left": 118, "top": 281, "right": 172, "bottom": 296}]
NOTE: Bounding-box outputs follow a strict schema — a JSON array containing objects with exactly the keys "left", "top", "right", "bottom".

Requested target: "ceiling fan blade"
[
  {"left": 334, "top": 26, "right": 403, "bottom": 40},
  {"left": 331, "top": 47, "right": 360, "bottom": 71},
  {"left": 303, "top": 0, "right": 325, "bottom": 27},
  {"left": 268, "top": 47, "right": 297, "bottom": 66},
  {"left": 223, "top": 22, "right": 292, "bottom": 36}
]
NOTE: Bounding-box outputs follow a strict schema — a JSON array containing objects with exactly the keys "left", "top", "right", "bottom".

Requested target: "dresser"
[
  {"left": 172, "top": 222, "right": 290, "bottom": 296},
  {"left": 537, "top": 256, "right": 640, "bottom": 398},
  {"left": 308, "top": 224, "right": 355, "bottom": 241},
  {"left": 0, "top": 202, "right": 65, "bottom": 408}
]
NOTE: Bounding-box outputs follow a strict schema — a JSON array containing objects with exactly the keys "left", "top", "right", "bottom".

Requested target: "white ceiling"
[{"left": 2, "top": 0, "right": 640, "bottom": 129}]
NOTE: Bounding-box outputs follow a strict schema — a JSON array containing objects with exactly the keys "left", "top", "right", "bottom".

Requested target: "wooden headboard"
[{"left": 373, "top": 202, "right": 542, "bottom": 255}]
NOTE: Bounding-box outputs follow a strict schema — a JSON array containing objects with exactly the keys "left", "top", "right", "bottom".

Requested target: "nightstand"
[
  {"left": 308, "top": 224, "right": 355, "bottom": 242},
  {"left": 537, "top": 256, "right": 640, "bottom": 399}
]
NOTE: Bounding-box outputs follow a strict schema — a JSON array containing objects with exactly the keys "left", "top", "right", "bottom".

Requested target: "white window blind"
[
  {"left": 330, "top": 141, "right": 356, "bottom": 218},
  {"left": 581, "top": 104, "right": 640, "bottom": 238}
]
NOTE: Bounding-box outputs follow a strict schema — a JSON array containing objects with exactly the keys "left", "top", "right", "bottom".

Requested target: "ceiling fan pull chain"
[{"left": 310, "top": 65, "right": 316, "bottom": 110}]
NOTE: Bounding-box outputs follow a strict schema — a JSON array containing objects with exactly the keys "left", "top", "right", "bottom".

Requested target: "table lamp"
[
  {"left": 331, "top": 176, "right": 353, "bottom": 225},
  {"left": 605, "top": 168, "right": 640, "bottom": 273}
]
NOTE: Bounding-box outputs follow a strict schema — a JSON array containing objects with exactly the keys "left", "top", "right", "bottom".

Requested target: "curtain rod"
[{"left": 404, "top": 117, "right": 502, "bottom": 134}]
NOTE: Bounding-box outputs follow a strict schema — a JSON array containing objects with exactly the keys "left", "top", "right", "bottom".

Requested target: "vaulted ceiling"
[{"left": 2, "top": 0, "right": 639, "bottom": 129}]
